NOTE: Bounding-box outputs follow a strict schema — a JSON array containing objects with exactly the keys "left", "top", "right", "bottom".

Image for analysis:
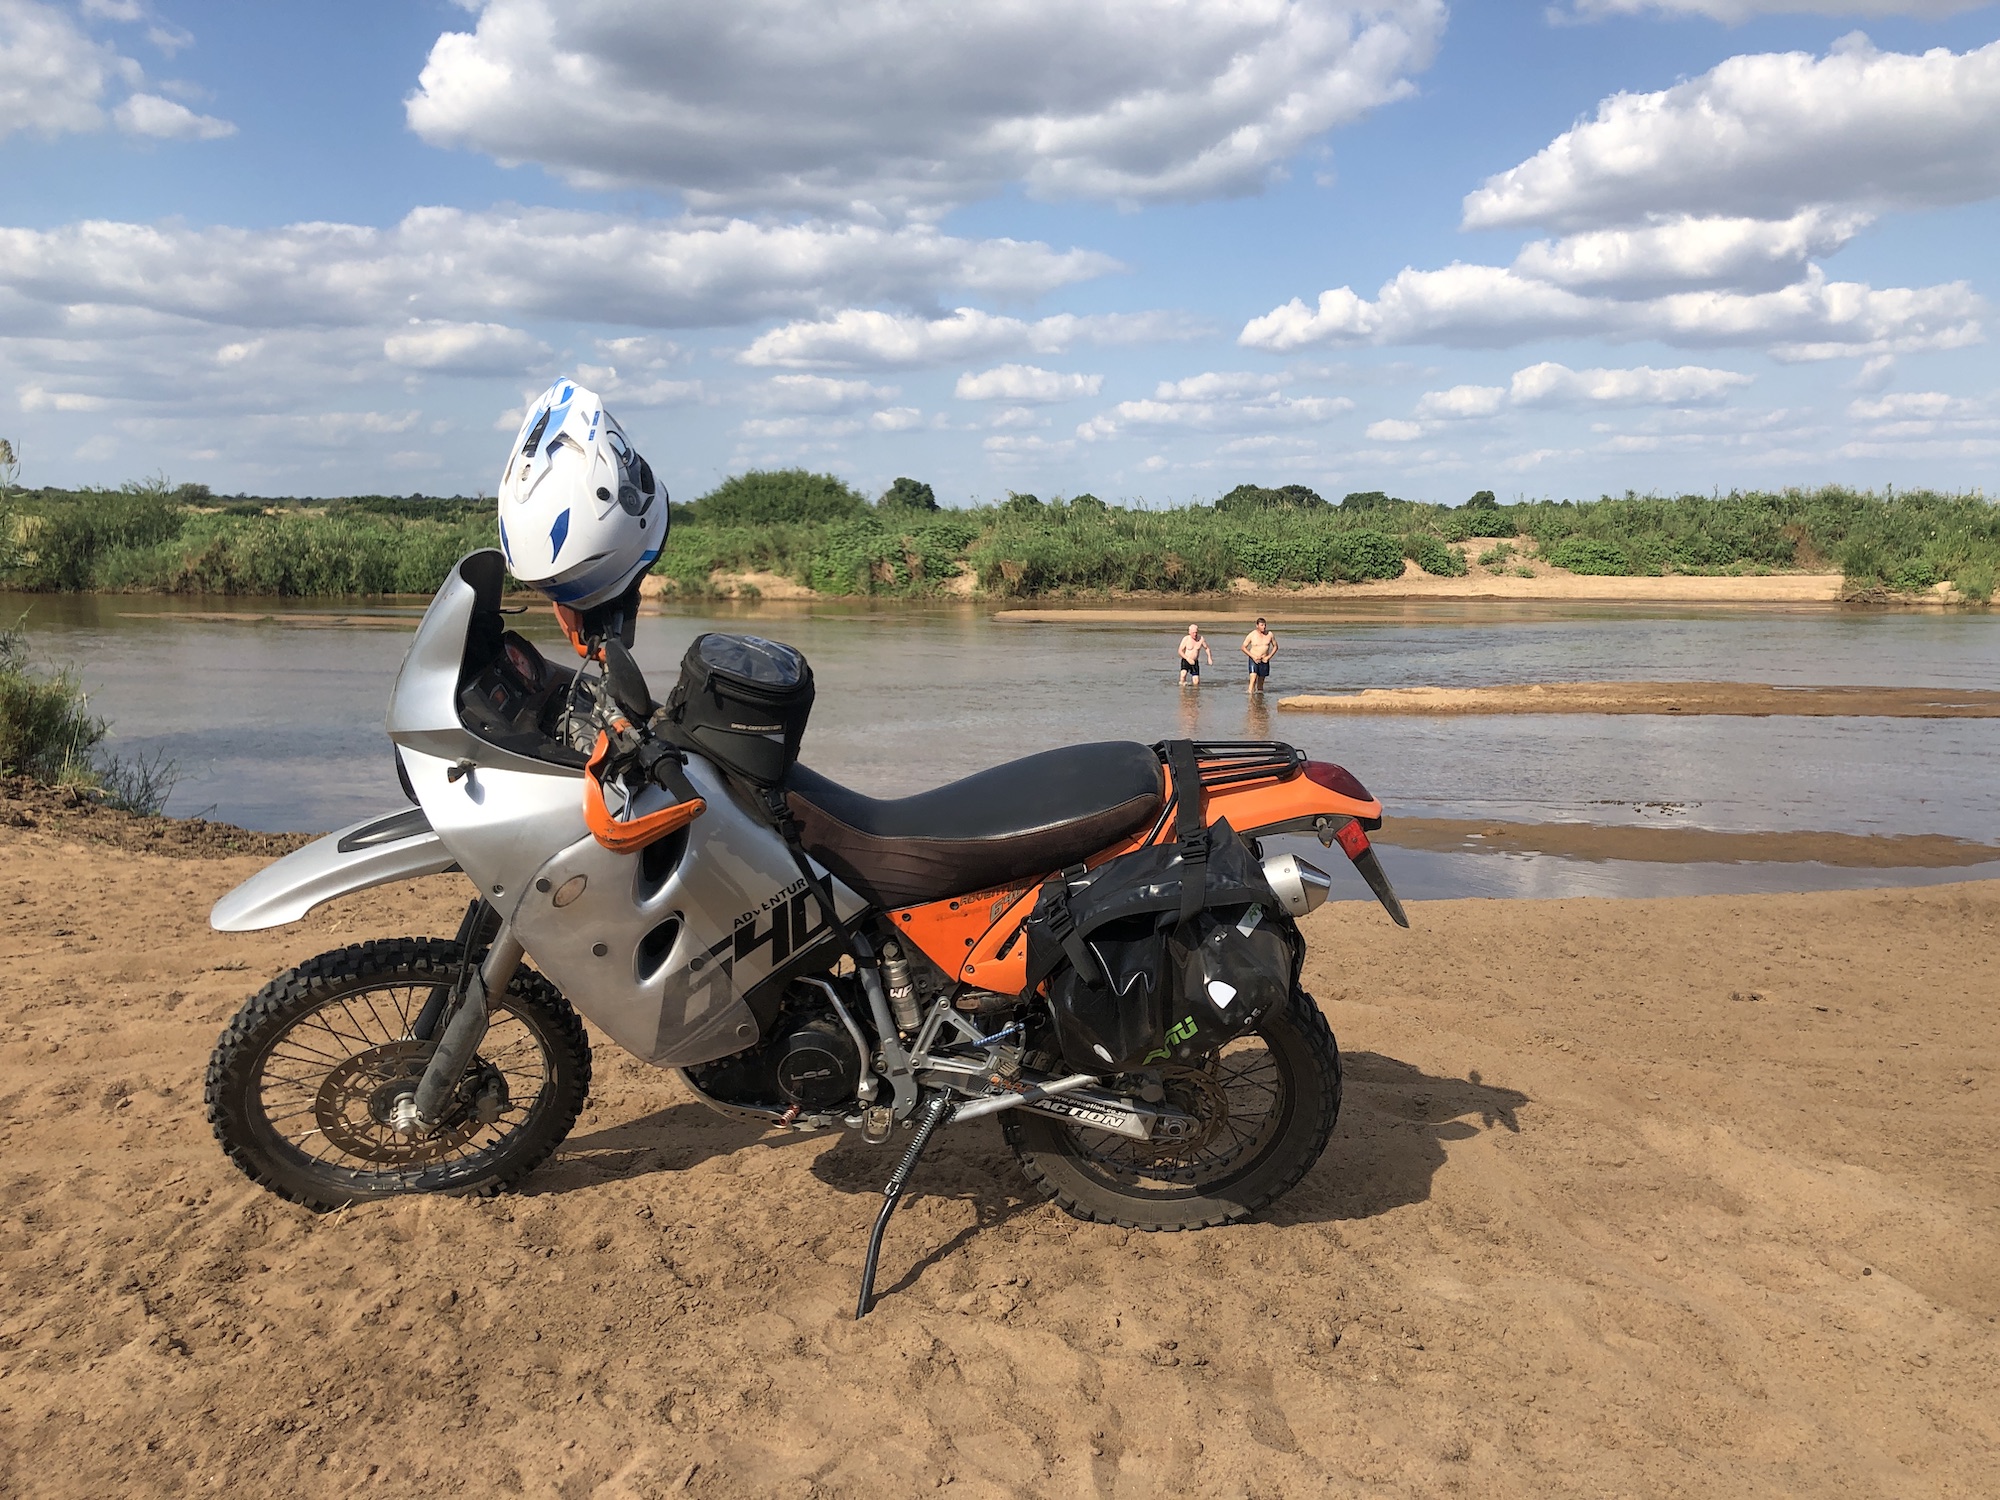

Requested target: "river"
[{"left": 15, "top": 591, "right": 2000, "bottom": 902}]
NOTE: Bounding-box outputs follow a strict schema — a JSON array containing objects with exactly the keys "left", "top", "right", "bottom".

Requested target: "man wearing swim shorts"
[
  {"left": 1178, "top": 623, "right": 1213, "bottom": 685},
  {"left": 1242, "top": 617, "right": 1277, "bottom": 695}
]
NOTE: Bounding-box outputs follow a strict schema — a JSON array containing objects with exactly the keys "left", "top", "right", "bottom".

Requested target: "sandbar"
[
  {"left": 1377, "top": 816, "right": 2000, "bottom": 867},
  {"left": 1280, "top": 680, "right": 2000, "bottom": 717}
]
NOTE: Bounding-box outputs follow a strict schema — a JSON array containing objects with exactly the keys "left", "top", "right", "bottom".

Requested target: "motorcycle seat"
[{"left": 784, "top": 741, "right": 1164, "bottom": 909}]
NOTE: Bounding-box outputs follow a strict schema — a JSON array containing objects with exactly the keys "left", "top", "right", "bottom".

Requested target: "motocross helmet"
[{"left": 497, "top": 377, "right": 667, "bottom": 611}]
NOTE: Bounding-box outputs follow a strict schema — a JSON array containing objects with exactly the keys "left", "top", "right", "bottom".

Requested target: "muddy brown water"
[{"left": 16, "top": 592, "right": 2000, "bottom": 900}]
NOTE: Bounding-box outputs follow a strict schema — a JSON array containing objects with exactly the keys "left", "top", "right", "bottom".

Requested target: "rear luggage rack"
[
  {"left": 1147, "top": 740, "right": 1306, "bottom": 842},
  {"left": 1165, "top": 739, "right": 1307, "bottom": 790}
]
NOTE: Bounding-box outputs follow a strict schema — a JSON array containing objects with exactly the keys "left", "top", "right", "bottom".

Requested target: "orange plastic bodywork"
[
  {"left": 887, "top": 760, "right": 1381, "bottom": 994},
  {"left": 553, "top": 603, "right": 599, "bottom": 661},
  {"left": 583, "top": 729, "right": 706, "bottom": 853}
]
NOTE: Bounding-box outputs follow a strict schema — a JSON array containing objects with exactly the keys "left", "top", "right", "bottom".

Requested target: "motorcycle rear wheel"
[
  {"left": 205, "top": 937, "right": 591, "bottom": 1210},
  {"left": 1003, "top": 986, "right": 1340, "bottom": 1231}
]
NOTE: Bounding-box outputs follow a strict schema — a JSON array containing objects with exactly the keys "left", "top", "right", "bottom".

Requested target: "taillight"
[{"left": 1304, "top": 760, "right": 1373, "bottom": 802}]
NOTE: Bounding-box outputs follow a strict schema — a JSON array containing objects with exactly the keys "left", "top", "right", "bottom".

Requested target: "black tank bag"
[
  {"left": 660, "top": 632, "right": 815, "bottom": 788},
  {"left": 1023, "top": 741, "right": 1296, "bottom": 1074}
]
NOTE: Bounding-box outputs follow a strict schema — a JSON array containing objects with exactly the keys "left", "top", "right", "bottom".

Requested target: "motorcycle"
[{"left": 205, "top": 550, "right": 1406, "bottom": 1315}]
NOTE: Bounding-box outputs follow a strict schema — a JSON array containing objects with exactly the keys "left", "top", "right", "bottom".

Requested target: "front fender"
[{"left": 209, "top": 807, "right": 458, "bottom": 932}]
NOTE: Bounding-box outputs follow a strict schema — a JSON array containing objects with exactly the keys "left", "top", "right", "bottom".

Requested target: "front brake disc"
[{"left": 313, "top": 1040, "right": 483, "bottom": 1164}]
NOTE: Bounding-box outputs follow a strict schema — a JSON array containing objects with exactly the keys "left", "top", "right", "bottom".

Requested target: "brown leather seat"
[{"left": 784, "top": 742, "right": 1164, "bottom": 909}]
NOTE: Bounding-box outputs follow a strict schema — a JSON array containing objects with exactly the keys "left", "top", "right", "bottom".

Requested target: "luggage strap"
[
  {"left": 1162, "top": 738, "right": 1208, "bottom": 926},
  {"left": 1021, "top": 864, "right": 1103, "bottom": 993}
]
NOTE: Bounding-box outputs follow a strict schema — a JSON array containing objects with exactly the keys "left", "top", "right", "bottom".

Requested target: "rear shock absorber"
[{"left": 880, "top": 943, "right": 921, "bottom": 1032}]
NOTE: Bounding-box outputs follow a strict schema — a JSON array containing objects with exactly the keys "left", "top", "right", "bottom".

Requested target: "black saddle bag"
[
  {"left": 1022, "top": 741, "right": 1297, "bottom": 1073},
  {"left": 660, "top": 632, "right": 815, "bottom": 787}
]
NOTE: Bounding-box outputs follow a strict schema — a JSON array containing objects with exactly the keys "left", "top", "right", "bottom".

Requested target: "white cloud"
[
  {"left": 0, "top": 210, "right": 1114, "bottom": 334},
  {"left": 1511, "top": 360, "right": 1753, "bottom": 406},
  {"left": 383, "top": 319, "right": 547, "bottom": 373},
  {"left": 954, "top": 364, "right": 1103, "bottom": 402},
  {"left": 113, "top": 90, "right": 233, "bottom": 139},
  {"left": 19, "top": 383, "right": 112, "bottom": 412},
  {"left": 1463, "top": 37, "right": 2000, "bottom": 232},
  {"left": 741, "top": 307, "right": 1201, "bottom": 369},
  {"left": 0, "top": 0, "right": 134, "bottom": 140},
  {"left": 738, "top": 415, "right": 862, "bottom": 441},
  {"left": 982, "top": 433, "right": 1076, "bottom": 460},
  {"left": 1153, "top": 371, "right": 1289, "bottom": 400},
  {"left": 1512, "top": 210, "right": 1869, "bottom": 296},
  {"left": 752, "top": 374, "right": 899, "bottom": 412},
  {"left": 1566, "top": 1, "right": 1988, "bottom": 19},
  {"left": 409, "top": 0, "right": 1445, "bottom": 216},
  {"left": 1078, "top": 388, "right": 1353, "bottom": 440},
  {"left": 869, "top": 406, "right": 926, "bottom": 431},
  {"left": 1846, "top": 390, "right": 1995, "bottom": 423},
  {"left": 1239, "top": 263, "right": 1983, "bottom": 357},
  {"left": 0, "top": 2, "right": 234, "bottom": 144},
  {"left": 1412, "top": 361, "right": 1751, "bottom": 420},
  {"left": 1412, "top": 385, "right": 1507, "bottom": 419},
  {"left": 1365, "top": 418, "right": 1425, "bottom": 441}
]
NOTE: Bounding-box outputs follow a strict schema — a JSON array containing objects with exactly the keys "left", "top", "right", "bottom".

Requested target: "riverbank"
[
  {"left": 1, "top": 820, "right": 1994, "bottom": 1497},
  {"left": 7, "top": 482, "right": 1995, "bottom": 604}
]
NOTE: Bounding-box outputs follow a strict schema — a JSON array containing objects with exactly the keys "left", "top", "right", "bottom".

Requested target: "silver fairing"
[
  {"left": 509, "top": 758, "right": 865, "bottom": 1067},
  {"left": 210, "top": 549, "right": 867, "bottom": 1070}
]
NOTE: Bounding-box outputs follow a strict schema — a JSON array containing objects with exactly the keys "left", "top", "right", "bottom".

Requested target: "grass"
[
  {"left": 0, "top": 619, "right": 178, "bottom": 813},
  {"left": 0, "top": 476, "right": 1993, "bottom": 603}
]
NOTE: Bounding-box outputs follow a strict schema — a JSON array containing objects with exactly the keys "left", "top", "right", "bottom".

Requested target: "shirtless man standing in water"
[
  {"left": 1242, "top": 617, "right": 1277, "bottom": 695},
  {"left": 1177, "top": 624, "right": 1214, "bottom": 686}
]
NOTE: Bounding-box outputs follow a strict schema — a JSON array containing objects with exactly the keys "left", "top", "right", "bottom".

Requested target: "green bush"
[
  {"left": 1546, "top": 536, "right": 1631, "bottom": 576},
  {"left": 1406, "top": 534, "right": 1467, "bottom": 577},
  {"left": 1340, "top": 490, "right": 1396, "bottom": 510},
  {"left": 1326, "top": 530, "right": 1406, "bottom": 581},
  {"left": 1477, "top": 541, "right": 1515, "bottom": 567},
  {"left": 0, "top": 624, "right": 104, "bottom": 781},
  {"left": 691, "top": 469, "right": 867, "bottom": 525},
  {"left": 16, "top": 483, "right": 186, "bottom": 590}
]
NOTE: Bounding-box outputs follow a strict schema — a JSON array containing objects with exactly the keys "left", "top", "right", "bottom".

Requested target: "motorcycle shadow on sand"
[
  {"left": 1264, "top": 1052, "right": 1526, "bottom": 1227},
  {"left": 528, "top": 1053, "right": 1526, "bottom": 1274}
]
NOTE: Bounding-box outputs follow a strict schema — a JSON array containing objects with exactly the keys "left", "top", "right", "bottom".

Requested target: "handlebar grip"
[{"left": 583, "top": 731, "right": 705, "bottom": 853}]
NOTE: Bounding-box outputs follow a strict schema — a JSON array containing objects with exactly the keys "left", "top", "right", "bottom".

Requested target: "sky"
[{"left": 1, "top": 0, "right": 1996, "bottom": 506}]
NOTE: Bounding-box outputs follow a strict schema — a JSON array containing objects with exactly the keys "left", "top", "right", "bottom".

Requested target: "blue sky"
[{"left": 2, "top": 0, "right": 1996, "bottom": 504}]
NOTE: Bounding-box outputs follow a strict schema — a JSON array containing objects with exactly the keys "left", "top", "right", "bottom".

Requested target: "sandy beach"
[{"left": 1, "top": 798, "right": 1995, "bottom": 1498}]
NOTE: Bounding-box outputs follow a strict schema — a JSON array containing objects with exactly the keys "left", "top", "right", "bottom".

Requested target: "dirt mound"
[
  {"left": 0, "top": 776, "right": 316, "bottom": 858},
  {"left": 1, "top": 824, "right": 1994, "bottom": 1497}
]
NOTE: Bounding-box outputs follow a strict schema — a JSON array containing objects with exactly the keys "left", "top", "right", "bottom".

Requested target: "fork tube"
[{"left": 411, "top": 928, "right": 522, "bottom": 1127}]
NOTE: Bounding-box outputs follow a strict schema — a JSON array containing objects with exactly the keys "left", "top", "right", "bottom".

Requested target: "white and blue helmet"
[{"left": 497, "top": 378, "right": 667, "bottom": 610}]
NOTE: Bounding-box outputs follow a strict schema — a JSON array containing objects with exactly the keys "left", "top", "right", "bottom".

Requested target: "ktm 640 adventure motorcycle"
[{"left": 206, "top": 550, "right": 1406, "bottom": 1314}]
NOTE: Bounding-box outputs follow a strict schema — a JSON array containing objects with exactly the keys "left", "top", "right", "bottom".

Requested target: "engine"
[{"left": 685, "top": 986, "right": 863, "bottom": 1114}]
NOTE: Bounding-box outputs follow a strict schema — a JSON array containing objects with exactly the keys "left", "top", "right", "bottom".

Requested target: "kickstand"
[{"left": 855, "top": 1090, "right": 957, "bottom": 1319}]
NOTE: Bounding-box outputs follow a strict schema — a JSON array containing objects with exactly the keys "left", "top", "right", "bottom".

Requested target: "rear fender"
[
  {"left": 1198, "top": 763, "right": 1409, "bottom": 928},
  {"left": 209, "top": 808, "right": 458, "bottom": 932}
]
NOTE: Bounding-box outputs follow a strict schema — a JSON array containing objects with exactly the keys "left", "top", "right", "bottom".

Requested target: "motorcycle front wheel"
[
  {"left": 1003, "top": 985, "right": 1340, "bottom": 1231},
  {"left": 205, "top": 937, "right": 591, "bottom": 1210}
]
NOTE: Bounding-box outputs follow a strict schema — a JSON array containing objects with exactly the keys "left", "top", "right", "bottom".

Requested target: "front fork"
[{"left": 394, "top": 917, "right": 523, "bottom": 1135}]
